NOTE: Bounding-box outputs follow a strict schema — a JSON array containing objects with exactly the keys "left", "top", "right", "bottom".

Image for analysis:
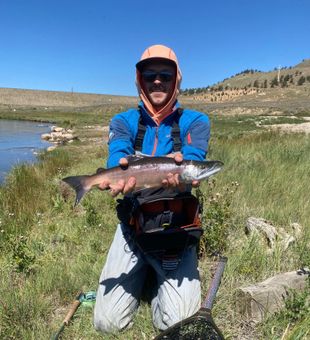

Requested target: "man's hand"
[
  {"left": 162, "top": 153, "right": 200, "bottom": 189},
  {"left": 98, "top": 158, "right": 136, "bottom": 197}
]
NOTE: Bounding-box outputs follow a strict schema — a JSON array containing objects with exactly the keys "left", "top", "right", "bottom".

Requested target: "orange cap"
[{"left": 136, "top": 44, "right": 179, "bottom": 71}]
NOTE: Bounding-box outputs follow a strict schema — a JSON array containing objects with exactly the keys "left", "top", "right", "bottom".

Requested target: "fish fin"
[
  {"left": 126, "top": 155, "right": 143, "bottom": 163},
  {"left": 62, "top": 175, "right": 90, "bottom": 206},
  {"left": 126, "top": 152, "right": 153, "bottom": 164},
  {"left": 96, "top": 167, "right": 106, "bottom": 174}
]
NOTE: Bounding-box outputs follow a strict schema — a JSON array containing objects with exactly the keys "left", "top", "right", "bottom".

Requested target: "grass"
[
  {"left": 0, "top": 104, "right": 134, "bottom": 127},
  {"left": 0, "top": 112, "right": 310, "bottom": 339}
]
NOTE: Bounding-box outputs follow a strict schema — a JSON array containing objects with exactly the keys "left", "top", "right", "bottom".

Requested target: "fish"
[{"left": 62, "top": 156, "right": 224, "bottom": 205}]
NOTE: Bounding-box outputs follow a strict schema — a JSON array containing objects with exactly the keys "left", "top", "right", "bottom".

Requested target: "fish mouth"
[{"left": 196, "top": 161, "right": 223, "bottom": 180}]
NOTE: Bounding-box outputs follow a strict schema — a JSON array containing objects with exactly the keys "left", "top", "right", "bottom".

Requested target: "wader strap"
[
  {"left": 134, "top": 114, "right": 145, "bottom": 151},
  {"left": 134, "top": 108, "right": 183, "bottom": 152}
]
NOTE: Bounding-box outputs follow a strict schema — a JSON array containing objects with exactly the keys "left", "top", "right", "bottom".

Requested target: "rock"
[
  {"left": 245, "top": 217, "right": 302, "bottom": 251},
  {"left": 235, "top": 270, "right": 309, "bottom": 323},
  {"left": 290, "top": 222, "right": 302, "bottom": 236},
  {"left": 277, "top": 227, "right": 295, "bottom": 249},
  {"left": 61, "top": 133, "right": 75, "bottom": 140},
  {"left": 41, "top": 126, "right": 76, "bottom": 144},
  {"left": 51, "top": 126, "right": 64, "bottom": 132},
  {"left": 41, "top": 133, "right": 51, "bottom": 141},
  {"left": 246, "top": 217, "right": 277, "bottom": 248},
  {"left": 47, "top": 146, "right": 57, "bottom": 152}
]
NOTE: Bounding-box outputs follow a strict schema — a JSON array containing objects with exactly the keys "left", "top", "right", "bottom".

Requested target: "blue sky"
[{"left": 0, "top": 0, "right": 309, "bottom": 96}]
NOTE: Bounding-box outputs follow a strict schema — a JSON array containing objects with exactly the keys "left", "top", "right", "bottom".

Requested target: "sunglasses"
[{"left": 141, "top": 71, "right": 174, "bottom": 83}]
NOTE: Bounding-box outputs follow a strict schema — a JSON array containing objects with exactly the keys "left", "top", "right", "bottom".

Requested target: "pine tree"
[
  {"left": 297, "top": 76, "right": 306, "bottom": 86},
  {"left": 263, "top": 79, "right": 268, "bottom": 88},
  {"left": 253, "top": 80, "right": 259, "bottom": 88},
  {"left": 270, "top": 77, "right": 279, "bottom": 87}
]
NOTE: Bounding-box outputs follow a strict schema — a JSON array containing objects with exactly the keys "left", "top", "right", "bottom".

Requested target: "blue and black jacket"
[{"left": 107, "top": 101, "right": 210, "bottom": 168}]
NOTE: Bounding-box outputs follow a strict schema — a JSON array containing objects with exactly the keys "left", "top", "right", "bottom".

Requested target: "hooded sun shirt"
[
  {"left": 136, "top": 45, "right": 182, "bottom": 125},
  {"left": 106, "top": 45, "right": 210, "bottom": 168}
]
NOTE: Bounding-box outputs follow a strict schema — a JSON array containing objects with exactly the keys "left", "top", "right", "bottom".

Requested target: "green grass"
[
  {"left": 0, "top": 113, "right": 309, "bottom": 339},
  {"left": 0, "top": 104, "right": 133, "bottom": 127}
]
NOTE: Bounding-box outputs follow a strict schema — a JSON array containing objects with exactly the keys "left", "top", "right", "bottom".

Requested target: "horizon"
[
  {"left": 1, "top": 56, "right": 309, "bottom": 97},
  {"left": 1, "top": 0, "right": 309, "bottom": 96}
]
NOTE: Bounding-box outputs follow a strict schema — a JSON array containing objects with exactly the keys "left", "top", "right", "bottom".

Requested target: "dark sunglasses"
[{"left": 141, "top": 71, "right": 174, "bottom": 83}]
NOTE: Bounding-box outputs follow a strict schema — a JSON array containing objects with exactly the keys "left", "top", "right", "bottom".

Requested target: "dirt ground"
[{"left": 262, "top": 117, "right": 310, "bottom": 134}]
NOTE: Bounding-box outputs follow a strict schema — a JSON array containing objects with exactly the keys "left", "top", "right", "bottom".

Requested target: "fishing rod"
[{"left": 51, "top": 291, "right": 96, "bottom": 340}]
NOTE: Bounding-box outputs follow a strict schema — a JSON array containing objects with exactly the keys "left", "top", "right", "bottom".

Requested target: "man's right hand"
[{"left": 98, "top": 158, "right": 136, "bottom": 197}]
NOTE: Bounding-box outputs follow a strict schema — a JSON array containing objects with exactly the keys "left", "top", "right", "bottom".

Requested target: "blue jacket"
[{"left": 107, "top": 101, "right": 210, "bottom": 168}]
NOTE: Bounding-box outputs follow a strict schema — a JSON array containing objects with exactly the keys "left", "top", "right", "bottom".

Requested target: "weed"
[
  {"left": 281, "top": 276, "right": 310, "bottom": 323},
  {"left": 196, "top": 179, "right": 238, "bottom": 257},
  {"left": 84, "top": 200, "right": 101, "bottom": 227},
  {"left": 9, "top": 235, "right": 36, "bottom": 274}
]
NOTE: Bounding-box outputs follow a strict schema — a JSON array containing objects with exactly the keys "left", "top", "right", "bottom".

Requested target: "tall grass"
[{"left": 0, "top": 116, "right": 309, "bottom": 339}]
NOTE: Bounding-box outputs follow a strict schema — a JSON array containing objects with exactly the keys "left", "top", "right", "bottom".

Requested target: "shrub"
[
  {"left": 9, "top": 235, "right": 36, "bottom": 274},
  {"left": 196, "top": 180, "right": 238, "bottom": 257}
]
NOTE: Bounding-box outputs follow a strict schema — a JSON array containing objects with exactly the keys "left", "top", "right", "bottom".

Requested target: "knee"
[
  {"left": 152, "top": 289, "right": 201, "bottom": 330},
  {"left": 93, "top": 292, "right": 137, "bottom": 333},
  {"left": 93, "top": 304, "right": 126, "bottom": 333}
]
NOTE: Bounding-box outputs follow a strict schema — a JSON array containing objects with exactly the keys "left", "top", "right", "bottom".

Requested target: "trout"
[{"left": 63, "top": 156, "right": 223, "bottom": 205}]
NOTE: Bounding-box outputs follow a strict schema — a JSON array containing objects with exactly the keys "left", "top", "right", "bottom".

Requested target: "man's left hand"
[{"left": 162, "top": 153, "right": 200, "bottom": 189}]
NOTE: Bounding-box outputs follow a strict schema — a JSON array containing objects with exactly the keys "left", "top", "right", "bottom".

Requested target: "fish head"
[{"left": 182, "top": 160, "right": 224, "bottom": 182}]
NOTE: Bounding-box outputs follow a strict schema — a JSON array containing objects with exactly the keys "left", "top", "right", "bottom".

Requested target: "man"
[{"left": 94, "top": 44, "right": 211, "bottom": 333}]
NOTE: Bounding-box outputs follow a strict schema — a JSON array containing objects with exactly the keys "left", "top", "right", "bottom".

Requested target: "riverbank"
[
  {"left": 0, "top": 119, "right": 54, "bottom": 184},
  {"left": 0, "top": 111, "right": 309, "bottom": 339},
  {"left": 0, "top": 96, "right": 136, "bottom": 129}
]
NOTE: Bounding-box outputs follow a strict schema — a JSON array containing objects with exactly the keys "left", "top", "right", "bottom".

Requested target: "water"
[{"left": 0, "top": 119, "right": 52, "bottom": 184}]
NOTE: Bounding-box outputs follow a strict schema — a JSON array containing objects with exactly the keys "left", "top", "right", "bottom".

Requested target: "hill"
[
  {"left": 0, "top": 87, "right": 138, "bottom": 110},
  {"left": 182, "top": 59, "right": 310, "bottom": 94},
  {"left": 180, "top": 58, "right": 310, "bottom": 115}
]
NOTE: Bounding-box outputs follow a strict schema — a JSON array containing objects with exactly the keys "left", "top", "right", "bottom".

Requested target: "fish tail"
[{"left": 62, "top": 175, "right": 90, "bottom": 206}]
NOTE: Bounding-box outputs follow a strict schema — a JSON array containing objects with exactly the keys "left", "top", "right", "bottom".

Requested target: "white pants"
[{"left": 93, "top": 223, "right": 201, "bottom": 333}]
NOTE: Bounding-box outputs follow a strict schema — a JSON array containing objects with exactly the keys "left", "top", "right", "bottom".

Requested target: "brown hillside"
[{"left": 0, "top": 87, "right": 138, "bottom": 108}]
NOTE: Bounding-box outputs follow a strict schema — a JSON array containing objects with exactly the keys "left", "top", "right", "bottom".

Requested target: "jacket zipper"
[{"left": 151, "top": 126, "right": 158, "bottom": 156}]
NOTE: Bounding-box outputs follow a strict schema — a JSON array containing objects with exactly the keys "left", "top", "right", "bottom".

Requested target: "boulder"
[
  {"left": 245, "top": 217, "right": 302, "bottom": 251},
  {"left": 41, "top": 126, "right": 77, "bottom": 145},
  {"left": 235, "top": 269, "right": 309, "bottom": 323},
  {"left": 51, "top": 126, "right": 64, "bottom": 132},
  {"left": 246, "top": 217, "right": 277, "bottom": 248},
  {"left": 41, "top": 133, "right": 51, "bottom": 141}
]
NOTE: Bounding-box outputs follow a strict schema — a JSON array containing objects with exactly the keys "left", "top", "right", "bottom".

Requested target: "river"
[{"left": 0, "top": 119, "right": 52, "bottom": 184}]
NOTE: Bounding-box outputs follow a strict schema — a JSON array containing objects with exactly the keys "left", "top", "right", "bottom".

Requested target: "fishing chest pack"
[
  {"left": 117, "top": 107, "right": 203, "bottom": 256},
  {"left": 117, "top": 189, "right": 203, "bottom": 256}
]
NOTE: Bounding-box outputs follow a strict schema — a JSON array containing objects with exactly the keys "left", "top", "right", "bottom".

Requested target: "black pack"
[{"left": 116, "top": 189, "right": 203, "bottom": 256}]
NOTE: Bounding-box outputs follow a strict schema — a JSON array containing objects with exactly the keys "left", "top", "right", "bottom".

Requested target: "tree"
[
  {"left": 253, "top": 80, "right": 259, "bottom": 88},
  {"left": 270, "top": 77, "right": 279, "bottom": 87},
  {"left": 297, "top": 76, "right": 306, "bottom": 86},
  {"left": 263, "top": 79, "right": 268, "bottom": 88}
]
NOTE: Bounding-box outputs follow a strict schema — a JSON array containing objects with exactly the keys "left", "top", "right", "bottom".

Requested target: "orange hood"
[{"left": 136, "top": 44, "right": 182, "bottom": 125}]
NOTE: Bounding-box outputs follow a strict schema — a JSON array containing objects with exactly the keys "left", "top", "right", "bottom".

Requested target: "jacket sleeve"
[
  {"left": 182, "top": 114, "right": 210, "bottom": 161},
  {"left": 107, "top": 116, "right": 135, "bottom": 168}
]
